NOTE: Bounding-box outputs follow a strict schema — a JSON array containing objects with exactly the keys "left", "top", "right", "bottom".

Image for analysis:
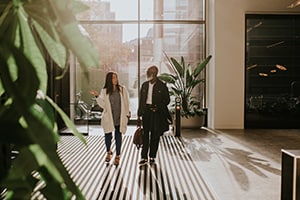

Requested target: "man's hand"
[{"left": 137, "top": 117, "right": 142, "bottom": 127}]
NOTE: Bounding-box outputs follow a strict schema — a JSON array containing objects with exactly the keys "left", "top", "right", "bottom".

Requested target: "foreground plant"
[{"left": 0, "top": 0, "right": 98, "bottom": 199}]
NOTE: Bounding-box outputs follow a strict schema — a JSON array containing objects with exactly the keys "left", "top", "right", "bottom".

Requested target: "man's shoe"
[
  {"left": 139, "top": 159, "right": 148, "bottom": 166},
  {"left": 149, "top": 158, "right": 155, "bottom": 165}
]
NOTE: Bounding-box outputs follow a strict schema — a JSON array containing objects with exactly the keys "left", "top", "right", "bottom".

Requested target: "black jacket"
[{"left": 138, "top": 79, "right": 171, "bottom": 133}]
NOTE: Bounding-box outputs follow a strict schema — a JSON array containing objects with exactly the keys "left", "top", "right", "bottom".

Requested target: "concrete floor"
[
  {"left": 60, "top": 125, "right": 300, "bottom": 200},
  {"left": 182, "top": 128, "right": 300, "bottom": 200}
]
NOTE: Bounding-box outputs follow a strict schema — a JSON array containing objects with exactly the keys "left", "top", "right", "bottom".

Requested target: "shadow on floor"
[{"left": 181, "top": 128, "right": 282, "bottom": 194}]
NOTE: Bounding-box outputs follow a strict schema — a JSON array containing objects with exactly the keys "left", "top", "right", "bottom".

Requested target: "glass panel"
[
  {"left": 140, "top": 0, "right": 204, "bottom": 20},
  {"left": 77, "top": 0, "right": 204, "bottom": 21},
  {"left": 72, "top": 0, "right": 206, "bottom": 125},
  {"left": 74, "top": 23, "right": 139, "bottom": 121},
  {"left": 140, "top": 23, "right": 205, "bottom": 106},
  {"left": 139, "top": 23, "right": 204, "bottom": 67},
  {"left": 245, "top": 14, "right": 300, "bottom": 128},
  {"left": 76, "top": 0, "right": 138, "bottom": 20}
]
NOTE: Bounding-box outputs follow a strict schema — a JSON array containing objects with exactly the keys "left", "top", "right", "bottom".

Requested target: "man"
[{"left": 137, "top": 65, "right": 171, "bottom": 165}]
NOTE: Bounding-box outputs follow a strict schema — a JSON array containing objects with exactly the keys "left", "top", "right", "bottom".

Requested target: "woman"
[{"left": 91, "top": 72, "right": 130, "bottom": 165}]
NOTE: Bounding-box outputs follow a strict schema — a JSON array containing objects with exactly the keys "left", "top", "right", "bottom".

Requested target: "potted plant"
[{"left": 159, "top": 53, "right": 212, "bottom": 128}]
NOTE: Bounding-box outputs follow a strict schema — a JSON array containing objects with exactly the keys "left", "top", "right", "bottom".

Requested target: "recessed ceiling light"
[{"left": 276, "top": 64, "right": 287, "bottom": 71}]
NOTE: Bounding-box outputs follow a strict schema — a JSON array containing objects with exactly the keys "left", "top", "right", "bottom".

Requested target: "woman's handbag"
[{"left": 133, "top": 126, "right": 143, "bottom": 150}]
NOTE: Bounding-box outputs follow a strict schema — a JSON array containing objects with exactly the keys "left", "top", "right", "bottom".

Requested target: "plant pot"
[{"left": 181, "top": 115, "right": 205, "bottom": 129}]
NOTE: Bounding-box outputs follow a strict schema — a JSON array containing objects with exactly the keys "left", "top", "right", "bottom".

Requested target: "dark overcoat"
[{"left": 137, "top": 79, "right": 172, "bottom": 134}]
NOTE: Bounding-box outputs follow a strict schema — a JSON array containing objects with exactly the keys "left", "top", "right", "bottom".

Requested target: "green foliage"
[
  {"left": 159, "top": 53, "right": 212, "bottom": 118},
  {"left": 0, "top": 0, "right": 98, "bottom": 199}
]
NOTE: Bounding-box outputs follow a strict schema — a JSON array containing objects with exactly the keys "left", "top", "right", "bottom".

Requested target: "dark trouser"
[
  {"left": 141, "top": 130, "right": 160, "bottom": 159},
  {"left": 141, "top": 106, "right": 162, "bottom": 159},
  {"left": 105, "top": 125, "right": 122, "bottom": 155}
]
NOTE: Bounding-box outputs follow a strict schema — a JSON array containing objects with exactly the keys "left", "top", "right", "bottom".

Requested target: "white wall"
[{"left": 207, "top": 0, "right": 300, "bottom": 129}]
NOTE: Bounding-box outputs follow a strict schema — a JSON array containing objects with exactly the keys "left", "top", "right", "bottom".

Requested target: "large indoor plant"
[
  {"left": 0, "top": 0, "right": 98, "bottom": 199},
  {"left": 159, "top": 53, "right": 212, "bottom": 126}
]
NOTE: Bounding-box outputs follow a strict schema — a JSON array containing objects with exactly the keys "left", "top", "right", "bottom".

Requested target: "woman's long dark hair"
[{"left": 104, "top": 71, "right": 120, "bottom": 95}]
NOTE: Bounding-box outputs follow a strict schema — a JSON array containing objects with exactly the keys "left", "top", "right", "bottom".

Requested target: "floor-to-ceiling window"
[
  {"left": 70, "top": 0, "right": 206, "bottom": 124},
  {"left": 245, "top": 14, "right": 300, "bottom": 128}
]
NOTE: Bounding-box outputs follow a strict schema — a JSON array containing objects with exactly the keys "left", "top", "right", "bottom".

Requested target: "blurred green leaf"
[
  {"left": 69, "top": 0, "right": 91, "bottom": 15},
  {"left": 48, "top": 1, "right": 99, "bottom": 69},
  {"left": 33, "top": 21, "right": 68, "bottom": 68},
  {"left": 17, "top": 8, "right": 47, "bottom": 93},
  {"left": 39, "top": 166, "right": 66, "bottom": 199},
  {"left": 0, "top": 122, "right": 32, "bottom": 145},
  {"left": 46, "top": 96, "right": 86, "bottom": 144},
  {"left": 5, "top": 147, "right": 39, "bottom": 180},
  {"left": 0, "top": 0, "right": 98, "bottom": 198}
]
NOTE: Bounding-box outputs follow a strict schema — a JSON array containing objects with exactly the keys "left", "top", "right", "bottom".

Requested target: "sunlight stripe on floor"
[{"left": 50, "top": 135, "right": 218, "bottom": 199}]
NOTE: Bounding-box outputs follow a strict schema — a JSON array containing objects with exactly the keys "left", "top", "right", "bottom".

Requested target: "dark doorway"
[{"left": 245, "top": 14, "right": 300, "bottom": 128}]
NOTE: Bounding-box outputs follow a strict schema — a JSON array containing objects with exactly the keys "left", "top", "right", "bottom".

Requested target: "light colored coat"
[{"left": 96, "top": 85, "right": 130, "bottom": 134}]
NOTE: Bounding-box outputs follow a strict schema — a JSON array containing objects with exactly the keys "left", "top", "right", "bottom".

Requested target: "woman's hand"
[
  {"left": 127, "top": 112, "right": 131, "bottom": 119},
  {"left": 89, "top": 90, "right": 99, "bottom": 97}
]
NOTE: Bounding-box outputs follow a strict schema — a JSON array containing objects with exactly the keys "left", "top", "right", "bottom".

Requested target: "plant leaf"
[
  {"left": 194, "top": 55, "right": 212, "bottom": 77},
  {"left": 186, "top": 64, "right": 193, "bottom": 89},
  {"left": 171, "top": 57, "right": 184, "bottom": 78},
  {"left": 158, "top": 73, "right": 176, "bottom": 84},
  {"left": 48, "top": 1, "right": 99, "bottom": 69},
  {"left": 17, "top": 6, "right": 48, "bottom": 93},
  {"left": 39, "top": 166, "right": 66, "bottom": 199},
  {"left": 70, "top": 0, "right": 91, "bottom": 15},
  {"left": 46, "top": 96, "right": 86, "bottom": 144},
  {"left": 33, "top": 21, "right": 67, "bottom": 68},
  {"left": 0, "top": 122, "right": 32, "bottom": 145}
]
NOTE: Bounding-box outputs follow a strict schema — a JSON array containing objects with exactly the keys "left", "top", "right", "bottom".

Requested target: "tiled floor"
[{"left": 60, "top": 125, "right": 300, "bottom": 200}]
